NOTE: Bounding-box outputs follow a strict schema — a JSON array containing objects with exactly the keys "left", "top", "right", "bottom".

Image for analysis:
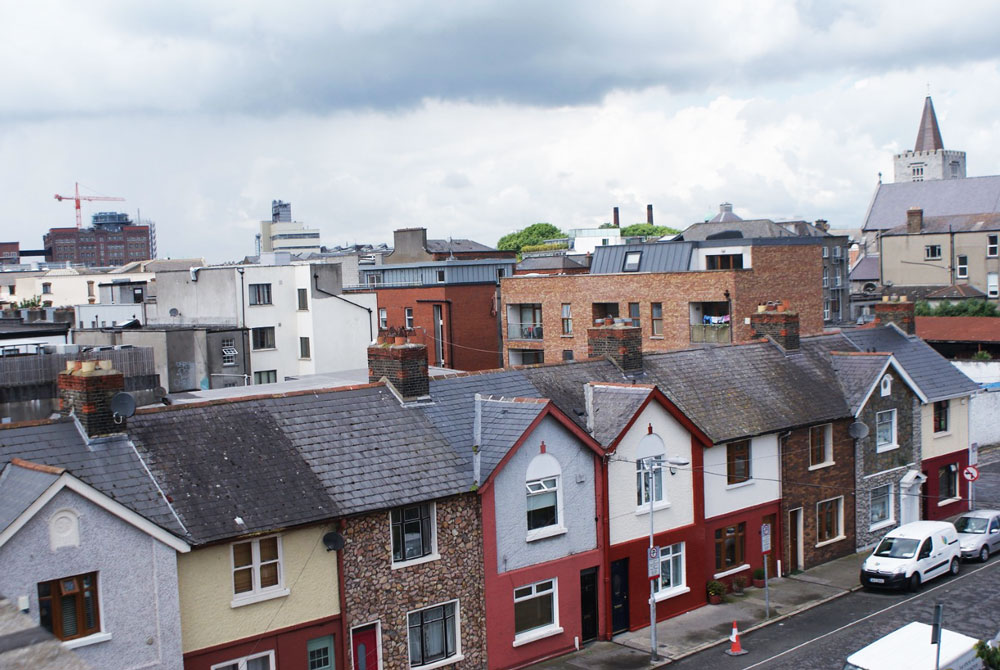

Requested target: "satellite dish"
[
  {"left": 848, "top": 421, "right": 869, "bottom": 439},
  {"left": 168, "top": 307, "right": 180, "bottom": 317},
  {"left": 111, "top": 392, "right": 136, "bottom": 419},
  {"left": 322, "top": 531, "right": 345, "bottom": 552}
]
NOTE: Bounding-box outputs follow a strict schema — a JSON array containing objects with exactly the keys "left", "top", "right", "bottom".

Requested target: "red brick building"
[
  {"left": 501, "top": 239, "right": 825, "bottom": 365},
  {"left": 45, "top": 213, "right": 151, "bottom": 266},
  {"left": 0, "top": 242, "right": 19, "bottom": 265}
]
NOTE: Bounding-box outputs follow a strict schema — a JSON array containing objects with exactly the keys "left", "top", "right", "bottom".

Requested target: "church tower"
[{"left": 892, "top": 96, "right": 966, "bottom": 183}]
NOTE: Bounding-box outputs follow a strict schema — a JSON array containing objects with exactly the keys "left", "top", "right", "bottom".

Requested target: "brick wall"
[
  {"left": 500, "top": 243, "right": 823, "bottom": 365},
  {"left": 587, "top": 325, "right": 642, "bottom": 372},
  {"left": 57, "top": 361, "right": 125, "bottom": 437},
  {"left": 367, "top": 343, "right": 430, "bottom": 399},
  {"left": 874, "top": 300, "right": 916, "bottom": 335},
  {"left": 779, "top": 420, "right": 856, "bottom": 572},
  {"left": 341, "top": 495, "right": 486, "bottom": 670},
  {"left": 750, "top": 311, "right": 800, "bottom": 350}
]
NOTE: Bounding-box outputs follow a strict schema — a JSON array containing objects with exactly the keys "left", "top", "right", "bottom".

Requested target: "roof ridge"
[
  {"left": 10, "top": 457, "right": 65, "bottom": 475},
  {"left": 479, "top": 395, "right": 547, "bottom": 404},
  {"left": 830, "top": 350, "right": 890, "bottom": 356},
  {"left": 0, "top": 416, "right": 65, "bottom": 431},
  {"left": 587, "top": 382, "right": 655, "bottom": 391}
]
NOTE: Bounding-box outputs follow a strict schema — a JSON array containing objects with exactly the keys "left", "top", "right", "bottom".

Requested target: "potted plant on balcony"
[
  {"left": 706, "top": 580, "right": 726, "bottom": 604},
  {"left": 752, "top": 568, "right": 766, "bottom": 589}
]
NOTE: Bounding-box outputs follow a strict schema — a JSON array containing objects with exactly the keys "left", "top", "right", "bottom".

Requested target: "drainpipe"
[{"left": 237, "top": 268, "right": 250, "bottom": 378}]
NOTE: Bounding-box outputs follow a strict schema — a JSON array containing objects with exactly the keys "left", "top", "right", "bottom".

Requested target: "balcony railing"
[
  {"left": 507, "top": 322, "right": 544, "bottom": 340},
  {"left": 690, "top": 323, "right": 731, "bottom": 344}
]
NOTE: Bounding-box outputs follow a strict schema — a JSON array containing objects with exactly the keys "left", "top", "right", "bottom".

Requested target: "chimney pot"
[{"left": 749, "top": 310, "right": 800, "bottom": 351}]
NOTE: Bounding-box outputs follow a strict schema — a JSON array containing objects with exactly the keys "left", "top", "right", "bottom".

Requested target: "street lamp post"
[{"left": 637, "top": 426, "right": 690, "bottom": 664}]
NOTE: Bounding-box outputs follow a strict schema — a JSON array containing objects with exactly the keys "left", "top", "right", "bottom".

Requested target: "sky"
[{"left": 3, "top": 1, "right": 1000, "bottom": 263}]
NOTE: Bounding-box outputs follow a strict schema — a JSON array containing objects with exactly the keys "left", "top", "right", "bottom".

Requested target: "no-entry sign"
[{"left": 963, "top": 465, "right": 980, "bottom": 482}]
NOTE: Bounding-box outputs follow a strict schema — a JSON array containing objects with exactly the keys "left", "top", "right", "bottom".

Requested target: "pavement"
[{"left": 527, "top": 550, "right": 870, "bottom": 669}]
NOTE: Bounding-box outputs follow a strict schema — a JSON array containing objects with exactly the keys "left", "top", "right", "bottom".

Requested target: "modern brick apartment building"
[
  {"left": 500, "top": 238, "right": 825, "bottom": 365},
  {"left": 44, "top": 212, "right": 151, "bottom": 266}
]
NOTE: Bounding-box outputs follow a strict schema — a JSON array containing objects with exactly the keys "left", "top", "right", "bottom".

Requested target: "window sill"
[
  {"left": 875, "top": 444, "right": 899, "bottom": 453},
  {"left": 251, "top": 347, "right": 277, "bottom": 352},
  {"left": 932, "top": 431, "right": 952, "bottom": 439},
  {"left": 63, "top": 632, "right": 112, "bottom": 649},
  {"left": 937, "top": 497, "right": 962, "bottom": 507},
  {"left": 654, "top": 585, "right": 690, "bottom": 602},
  {"left": 635, "top": 501, "right": 671, "bottom": 516},
  {"left": 412, "top": 653, "right": 465, "bottom": 670},
  {"left": 725, "top": 480, "right": 754, "bottom": 490},
  {"left": 869, "top": 519, "right": 895, "bottom": 533},
  {"left": 391, "top": 552, "right": 441, "bottom": 571},
  {"left": 231, "top": 587, "right": 290, "bottom": 608},
  {"left": 560, "top": 334, "right": 574, "bottom": 338},
  {"left": 299, "top": 357, "right": 311, "bottom": 361},
  {"left": 649, "top": 335, "right": 664, "bottom": 340},
  {"left": 815, "top": 534, "right": 846, "bottom": 549},
  {"left": 714, "top": 564, "right": 750, "bottom": 579},
  {"left": 526, "top": 525, "right": 567, "bottom": 543},
  {"left": 513, "top": 625, "right": 563, "bottom": 647},
  {"left": 808, "top": 461, "right": 835, "bottom": 472}
]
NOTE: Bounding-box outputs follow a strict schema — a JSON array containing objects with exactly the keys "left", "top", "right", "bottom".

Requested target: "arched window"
[
  {"left": 880, "top": 374, "right": 892, "bottom": 397},
  {"left": 526, "top": 453, "right": 562, "bottom": 535}
]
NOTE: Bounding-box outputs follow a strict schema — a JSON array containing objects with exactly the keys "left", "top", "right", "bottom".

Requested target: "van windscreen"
[{"left": 874, "top": 537, "right": 919, "bottom": 558}]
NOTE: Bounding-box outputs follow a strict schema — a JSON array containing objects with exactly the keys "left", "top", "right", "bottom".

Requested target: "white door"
[{"left": 900, "top": 482, "right": 921, "bottom": 525}]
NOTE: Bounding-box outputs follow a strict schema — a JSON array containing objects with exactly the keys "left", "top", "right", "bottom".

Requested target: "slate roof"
[
  {"left": 0, "top": 461, "right": 60, "bottom": 534},
  {"left": 0, "top": 419, "right": 184, "bottom": 537},
  {"left": 516, "top": 255, "right": 588, "bottom": 272},
  {"left": 476, "top": 397, "right": 547, "bottom": 480},
  {"left": 924, "top": 284, "right": 986, "bottom": 299},
  {"left": 679, "top": 220, "right": 794, "bottom": 240},
  {"left": 863, "top": 176, "right": 1000, "bottom": 231},
  {"left": 829, "top": 353, "right": 891, "bottom": 415},
  {"left": 842, "top": 326, "right": 980, "bottom": 401},
  {"left": 917, "top": 316, "right": 1000, "bottom": 343},
  {"left": 589, "top": 242, "right": 693, "bottom": 274},
  {"left": 586, "top": 385, "right": 653, "bottom": 446},
  {"left": 881, "top": 212, "right": 1000, "bottom": 236},
  {"left": 850, "top": 255, "right": 880, "bottom": 282}
]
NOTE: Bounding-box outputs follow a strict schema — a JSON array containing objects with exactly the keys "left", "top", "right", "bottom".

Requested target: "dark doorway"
[
  {"left": 762, "top": 513, "right": 777, "bottom": 577},
  {"left": 789, "top": 508, "right": 802, "bottom": 573},
  {"left": 580, "top": 567, "right": 599, "bottom": 643},
  {"left": 610, "top": 558, "right": 629, "bottom": 634}
]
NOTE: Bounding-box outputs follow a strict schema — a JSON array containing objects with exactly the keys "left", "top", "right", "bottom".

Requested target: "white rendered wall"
[{"left": 703, "top": 433, "right": 780, "bottom": 520}]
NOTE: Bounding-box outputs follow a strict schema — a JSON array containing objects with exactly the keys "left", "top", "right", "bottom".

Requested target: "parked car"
[
  {"left": 955, "top": 509, "right": 1000, "bottom": 562},
  {"left": 843, "top": 621, "right": 982, "bottom": 670},
  {"left": 860, "top": 521, "right": 961, "bottom": 591}
]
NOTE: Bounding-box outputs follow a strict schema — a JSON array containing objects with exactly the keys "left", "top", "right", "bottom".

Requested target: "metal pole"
[
  {"left": 764, "top": 559, "right": 770, "bottom": 620},
  {"left": 933, "top": 604, "right": 943, "bottom": 670},
  {"left": 649, "top": 459, "right": 659, "bottom": 663}
]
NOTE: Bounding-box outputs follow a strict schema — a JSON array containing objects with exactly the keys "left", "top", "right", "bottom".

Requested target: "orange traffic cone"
[{"left": 725, "top": 620, "right": 748, "bottom": 656}]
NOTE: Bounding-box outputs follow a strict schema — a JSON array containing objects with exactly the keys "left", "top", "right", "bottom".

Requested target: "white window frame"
[
  {"left": 822, "top": 267, "right": 829, "bottom": 288},
  {"left": 211, "top": 650, "right": 275, "bottom": 670},
  {"left": 988, "top": 234, "right": 998, "bottom": 258},
  {"left": 875, "top": 409, "right": 897, "bottom": 452},
  {"left": 880, "top": 374, "right": 892, "bottom": 397},
  {"left": 390, "top": 502, "right": 440, "bottom": 569},
  {"left": 622, "top": 251, "right": 642, "bottom": 272},
  {"left": 221, "top": 337, "right": 237, "bottom": 366},
  {"left": 406, "top": 600, "right": 462, "bottom": 669},
  {"left": 653, "top": 542, "right": 689, "bottom": 601},
  {"left": 378, "top": 308, "right": 387, "bottom": 329},
  {"left": 230, "top": 535, "right": 289, "bottom": 607},
  {"left": 924, "top": 245, "right": 942, "bottom": 260},
  {"left": 525, "top": 453, "right": 565, "bottom": 541},
  {"left": 635, "top": 456, "right": 667, "bottom": 513},
  {"left": 561, "top": 303, "right": 572, "bottom": 335},
  {"left": 248, "top": 283, "right": 272, "bottom": 306},
  {"left": 436, "top": 269, "right": 445, "bottom": 283},
  {"left": 512, "top": 579, "right": 562, "bottom": 646},
  {"left": 956, "top": 255, "right": 969, "bottom": 279},
  {"left": 405, "top": 307, "right": 414, "bottom": 330},
  {"left": 988, "top": 272, "right": 999, "bottom": 299},
  {"left": 815, "top": 496, "right": 845, "bottom": 547},
  {"left": 808, "top": 423, "right": 834, "bottom": 470},
  {"left": 869, "top": 483, "right": 895, "bottom": 531}
]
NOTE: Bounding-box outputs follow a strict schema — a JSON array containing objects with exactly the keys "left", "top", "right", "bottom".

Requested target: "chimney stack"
[
  {"left": 587, "top": 324, "right": 643, "bottom": 373},
  {"left": 874, "top": 296, "right": 915, "bottom": 335},
  {"left": 368, "top": 341, "right": 430, "bottom": 401},
  {"left": 750, "top": 309, "right": 800, "bottom": 351},
  {"left": 613, "top": 207, "right": 620, "bottom": 228},
  {"left": 646, "top": 204, "right": 654, "bottom": 225},
  {"left": 906, "top": 208, "right": 923, "bottom": 234},
  {"left": 58, "top": 360, "right": 125, "bottom": 437}
]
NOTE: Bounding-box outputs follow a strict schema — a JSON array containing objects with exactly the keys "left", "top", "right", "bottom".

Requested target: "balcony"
[
  {"left": 690, "top": 323, "right": 731, "bottom": 344},
  {"left": 508, "top": 322, "right": 544, "bottom": 340}
]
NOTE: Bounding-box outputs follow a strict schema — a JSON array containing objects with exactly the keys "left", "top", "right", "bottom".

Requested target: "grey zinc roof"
[
  {"left": 0, "top": 462, "right": 60, "bottom": 534},
  {"left": 516, "top": 255, "right": 588, "bottom": 272},
  {"left": 863, "top": 176, "right": 1000, "bottom": 231},
  {"left": 587, "top": 385, "right": 653, "bottom": 446},
  {"left": 829, "top": 353, "right": 891, "bottom": 415},
  {"left": 0, "top": 419, "right": 185, "bottom": 537},
  {"left": 476, "top": 397, "right": 547, "bottom": 480},
  {"left": 426, "top": 238, "right": 497, "bottom": 253},
  {"left": 842, "top": 326, "right": 980, "bottom": 401},
  {"left": 590, "top": 242, "right": 693, "bottom": 274}
]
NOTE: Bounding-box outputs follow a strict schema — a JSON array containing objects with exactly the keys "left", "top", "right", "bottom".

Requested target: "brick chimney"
[
  {"left": 906, "top": 208, "right": 923, "bottom": 234},
  {"left": 874, "top": 296, "right": 915, "bottom": 335},
  {"left": 368, "top": 342, "right": 430, "bottom": 400},
  {"left": 58, "top": 360, "right": 125, "bottom": 437},
  {"left": 646, "top": 204, "right": 654, "bottom": 225},
  {"left": 588, "top": 324, "right": 642, "bottom": 373},
  {"left": 613, "top": 207, "right": 620, "bottom": 228},
  {"left": 750, "top": 309, "right": 800, "bottom": 351}
]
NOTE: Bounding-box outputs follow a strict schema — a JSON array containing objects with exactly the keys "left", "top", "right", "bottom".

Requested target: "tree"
[
  {"left": 915, "top": 299, "right": 999, "bottom": 318},
  {"left": 976, "top": 639, "right": 1000, "bottom": 669},
  {"left": 497, "top": 223, "right": 565, "bottom": 254},
  {"left": 620, "top": 223, "right": 679, "bottom": 238}
]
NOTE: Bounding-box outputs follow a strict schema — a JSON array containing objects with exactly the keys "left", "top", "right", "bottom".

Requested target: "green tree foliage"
[
  {"left": 914, "top": 299, "right": 999, "bottom": 317},
  {"left": 976, "top": 639, "right": 1000, "bottom": 669},
  {"left": 973, "top": 350, "right": 993, "bottom": 361},
  {"left": 620, "top": 223, "right": 679, "bottom": 237},
  {"left": 497, "top": 223, "right": 565, "bottom": 254},
  {"left": 16, "top": 295, "right": 41, "bottom": 309},
  {"left": 521, "top": 242, "right": 569, "bottom": 253}
]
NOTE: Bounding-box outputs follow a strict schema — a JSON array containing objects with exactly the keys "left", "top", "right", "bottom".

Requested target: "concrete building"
[
  {"left": 383, "top": 227, "right": 516, "bottom": 265},
  {"left": 259, "top": 200, "right": 322, "bottom": 256},
  {"left": 147, "top": 260, "right": 377, "bottom": 385},
  {"left": 893, "top": 96, "right": 966, "bottom": 183},
  {"left": 44, "top": 212, "right": 152, "bottom": 266}
]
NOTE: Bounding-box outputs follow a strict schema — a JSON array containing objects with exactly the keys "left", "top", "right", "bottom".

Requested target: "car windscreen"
[
  {"left": 874, "top": 537, "right": 919, "bottom": 558},
  {"left": 954, "top": 516, "right": 988, "bottom": 534}
]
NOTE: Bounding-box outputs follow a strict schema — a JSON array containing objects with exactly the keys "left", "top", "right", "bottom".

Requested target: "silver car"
[{"left": 955, "top": 509, "right": 1000, "bottom": 562}]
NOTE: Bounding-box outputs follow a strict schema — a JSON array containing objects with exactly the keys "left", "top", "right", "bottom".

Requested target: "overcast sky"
[{"left": 3, "top": 1, "right": 1000, "bottom": 263}]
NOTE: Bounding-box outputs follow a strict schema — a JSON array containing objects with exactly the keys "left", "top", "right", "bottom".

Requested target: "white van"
[
  {"left": 860, "top": 521, "right": 961, "bottom": 591},
  {"left": 844, "top": 622, "right": 982, "bottom": 670}
]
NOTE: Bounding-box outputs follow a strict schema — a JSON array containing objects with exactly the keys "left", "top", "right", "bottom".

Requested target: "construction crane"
[{"left": 54, "top": 182, "right": 125, "bottom": 229}]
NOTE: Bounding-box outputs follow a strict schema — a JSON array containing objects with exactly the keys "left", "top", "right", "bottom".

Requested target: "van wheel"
[
  {"left": 950, "top": 557, "right": 960, "bottom": 575},
  {"left": 908, "top": 572, "right": 921, "bottom": 591},
  {"left": 980, "top": 546, "right": 990, "bottom": 563}
]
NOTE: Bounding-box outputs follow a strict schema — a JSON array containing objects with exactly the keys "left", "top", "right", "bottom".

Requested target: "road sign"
[
  {"left": 647, "top": 546, "right": 660, "bottom": 580},
  {"left": 964, "top": 465, "right": 980, "bottom": 482},
  {"left": 761, "top": 523, "right": 772, "bottom": 554}
]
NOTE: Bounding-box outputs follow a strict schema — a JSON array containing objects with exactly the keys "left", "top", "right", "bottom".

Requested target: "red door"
[{"left": 351, "top": 624, "right": 379, "bottom": 670}]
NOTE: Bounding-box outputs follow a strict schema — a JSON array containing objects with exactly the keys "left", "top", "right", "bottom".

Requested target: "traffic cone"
[{"left": 725, "top": 620, "right": 748, "bottom": 656}]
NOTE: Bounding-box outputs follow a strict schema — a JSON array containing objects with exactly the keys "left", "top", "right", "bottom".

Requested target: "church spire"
[{"left": 914, "top": 96, "right": 944, "bottom": 152}]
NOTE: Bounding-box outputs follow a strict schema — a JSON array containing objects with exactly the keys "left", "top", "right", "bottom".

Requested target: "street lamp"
[{"left": 637, "top": 427, "right": 690, "bottom": 663}]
